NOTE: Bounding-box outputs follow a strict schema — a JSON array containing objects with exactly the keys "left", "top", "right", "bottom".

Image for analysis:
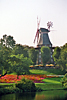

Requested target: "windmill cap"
[{"left": 40, "top": 28, "right": 50, "bottom": 33}]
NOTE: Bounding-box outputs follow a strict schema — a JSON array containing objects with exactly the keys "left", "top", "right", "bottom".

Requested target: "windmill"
[
  {"left": 34, "top": 20, "right": 53, "bottom": 45},
  {"left": 34, "top": 20, "right": 54, "bottom": 64},
  {"left": 35, "top": 21, "right": 53, "bottom": 48},
  {"left": 33, "top": 17, "right": 40, "bottom": 44}
]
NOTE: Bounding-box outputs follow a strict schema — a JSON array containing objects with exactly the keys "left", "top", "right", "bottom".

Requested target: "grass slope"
[
  {"left": 35, "top": 83, "right": 63, "bottom": 91},
  {"left": 35, "top": 77, "right": 63, "bottom": 91},
  {"left": 43, "top": 77, "right": 61, "bottom": 84},
  {"left": 0, "top": 83, "right": 15, "bottom": 88},
  {"left": 30, "top": 68, "right": 65, "bottom": 75}
]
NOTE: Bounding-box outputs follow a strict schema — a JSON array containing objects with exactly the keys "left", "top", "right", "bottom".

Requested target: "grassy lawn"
[
  {"left": 29, "top": 68, "right": 65, "bottom": 75},
  {"left": 35, "top": 83, "right": 63, "bottom": 91},
  {"left": 3, "top": 68, "right": 65, "bottom": 75},
  {"left": 0, "top": 83, "right": 15, "bottom": 88},
  {"left": 35, "top": 77, "right": 63, "bottom": 91},
  {"left": 42, "top": 77, "right": 62, "bottom": 84}
]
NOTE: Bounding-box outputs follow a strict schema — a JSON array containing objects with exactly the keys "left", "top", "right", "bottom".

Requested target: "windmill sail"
[{"left": 33, "top": 17, "right": 40, "bottom": 44}]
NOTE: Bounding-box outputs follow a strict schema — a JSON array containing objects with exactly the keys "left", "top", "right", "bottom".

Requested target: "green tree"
[
  {"left": 61, "top": 43, "right": 67, "bottom": 50},
  {"left": 0, "top": 44, "right": 2, "bottom": 50},
  {"left": 41, "top": 46, "right": 50, "bottom": 66},
  {"left": 0, "top": 38, "right": 4, "bottom": 46},
  {"left": 9, "top": 54, "right": 32, "bottom": 75},
  {"left": 53, "top": 44, "right": 67, "bottom": 73},
  {"left": 12, "top": 44, "right": 29, "bottom": 57},
  {"left": 12, "top": 44, "right": 24, "bottom": 54},
  {"left": 57, "top": 48, "right": 67, "bottom": 72},
  {"left": 53, "top": 46, "right": 61, "bottom": 63},
  {"left": 0, "top": 34, "right": 16, "bottom": 48},
  {"left": 0, "top": 46, "right": 12, "bottom": 71},
  {"left": 61, "top": 73, "right": 67, "bottom": 88},
  {"left": 29, "top": 48, "right": 38, "bottom": 65}
]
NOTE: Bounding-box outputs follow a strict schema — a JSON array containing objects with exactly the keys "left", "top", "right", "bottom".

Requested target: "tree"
[
  {"left": 57, "top": 48, "right": 67, "bottom": 72},
  {"left": 0, "top": 34, "right": 16, "bottom": 48},
  {"left": 0, "top": 38, "right": 4, "bottom": 46},
  {"left": 61, "top": 43, "right": 67, "bottom": 50},
  {"left": 9, "top": 54, "right": 32, "bottom": 75},
  {"left": 53, "top": 46, "right": 61, "bottom": 63},
  {"left": 12, "top": 44, "right": 29, "bottom": 57},
  {"left": 53, "top": 44, "right": 67, "bottom": 73},
  {"left": 3, "top": 34, "right": 7, "bottom": 46},
  {"left": 29, "top": 48, "right": 39, "bottom": 65},
  {"left": 0, "top": 46, "right": 12, "bottom": 72},
  {"left": 6, "top": 35, "right": 16, "bottom": 48},
  {"left": 41, "top": 46, "right": 50, "bottom": 66},
  {"left": 61, "top": 73, "right": 67, "bottom": 88}
]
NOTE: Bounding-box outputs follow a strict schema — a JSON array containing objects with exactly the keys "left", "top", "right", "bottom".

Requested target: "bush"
[
  {"left": 0, "top": 86, "right": 23, "bottom": 95},
  {"left": 16, "top": 78, "right": 36, "bottom": 92},
  {"left": 61, "top": 73, "right": 67, "bottom": 88},
  {"left": 0, "top": 88, "right": 15, "bottom": 95}
]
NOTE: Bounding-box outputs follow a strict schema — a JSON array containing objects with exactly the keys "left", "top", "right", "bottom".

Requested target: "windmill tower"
[{"left": 34, "top": 19, "right": 54, "bottom": 64}]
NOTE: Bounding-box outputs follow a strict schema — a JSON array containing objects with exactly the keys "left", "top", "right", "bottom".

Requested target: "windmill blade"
[
  {"left": 33, "top": 31, "right": 37, "bottom": 43},
  {"left": 33, "top": 29, "right": 39, "bottom": 43},
  {"left": 47, "top": 21, "right": 53, "bottom": 31},
  {"left": 33, "top": 17, "right": 40, "bottom": 44}
]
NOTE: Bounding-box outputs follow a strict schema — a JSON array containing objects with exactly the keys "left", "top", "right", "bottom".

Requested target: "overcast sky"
[{"left": 0, "top": 0, "right": 67, "bottom": 47}]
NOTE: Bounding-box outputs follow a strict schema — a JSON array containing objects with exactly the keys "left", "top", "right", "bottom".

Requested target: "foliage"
[
  {"left": 12, "top": 44, "right": 29, "bottom": 57},
  {"left": 0, "top": 45, "right": 31, "bottom": 75},
  {"left": 57, "top": 48, "right": 67, "bottom": 72},
  {"left": 53, "top": 46, "right": 61, "bottom": 62},
  {"left": 0, "top": 86, "right": 22, "bottom": 95},
  {"left": 0, "top": 34, "right": 16, "bottom": 48},
  {"left": 61, "top": 73, "right": 67, "bottom": 88},
  {"left": 29, "top": 48, "right": 39, "bottom": 65},
  {"left": 61, "top": 43, "right": 67, "bottom": 50},
  {"left": 9, "top": 54, "right": 32, "bottom": 75},
  {"left": 0, "top": 46, "right": 12, "bottom": 71},
  {"left": 16, "top": 78, "right": 36, "bottom": 92},
  {"left": 41, "top": 46, "right": 51, "bottom": 66},
  {"left": 0, "top": 35, "right": 33, "bottom": 75},
  {"left": 53, "top": 43, "right": 67, "bottom": 73}
]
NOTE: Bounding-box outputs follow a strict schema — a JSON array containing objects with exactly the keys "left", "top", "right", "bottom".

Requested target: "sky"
[{"left": 0, "top": 0, "right": 67, "bottom": 47}]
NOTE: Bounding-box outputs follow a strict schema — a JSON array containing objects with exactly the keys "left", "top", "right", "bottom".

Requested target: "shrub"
[
  {"left": 0, "top": 86, "right": 23, "bottom": 95},
  {"left": 16, "top": 78, "right": 36, "bottom": 92},
  {"left": 61, "top": 73, "right": 67, "bottom": 88}
]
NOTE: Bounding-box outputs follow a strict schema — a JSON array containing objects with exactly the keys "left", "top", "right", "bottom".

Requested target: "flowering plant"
[{"left": 0, "top": 74, "right": 59, "bottom": 83}]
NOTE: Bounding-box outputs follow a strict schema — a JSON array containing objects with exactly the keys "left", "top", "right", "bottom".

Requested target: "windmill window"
[
  {"left": 50, "top": 45, "right": 51, "bottom": 47},
  {"left": 39, "top": 60, "right": 41, "bottom": 62},
  {"left": 39, "top": 55, "right": 41, "bottom": 58},
  {"left": 50, "top": 52, "right": 52, "bottom": 54},
  {"left": 39, "top": 52, "right": 41, "bottom": 54},
  {"left": 51, "top": 55, "right": 52, "bottom": 57}
]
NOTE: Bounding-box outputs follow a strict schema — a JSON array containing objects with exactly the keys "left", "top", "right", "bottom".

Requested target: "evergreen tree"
[{"left": 41, "top": 46, "right": 50, "bottom": 66}]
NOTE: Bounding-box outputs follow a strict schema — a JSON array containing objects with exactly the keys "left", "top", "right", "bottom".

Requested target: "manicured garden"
[{"left": 0, "top": 69, "right": 67, "bottom": 95}]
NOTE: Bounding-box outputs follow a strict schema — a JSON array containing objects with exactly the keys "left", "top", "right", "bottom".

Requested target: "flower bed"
[{"left": 0, "top": 74, "right": 59, "bottom": 83}]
